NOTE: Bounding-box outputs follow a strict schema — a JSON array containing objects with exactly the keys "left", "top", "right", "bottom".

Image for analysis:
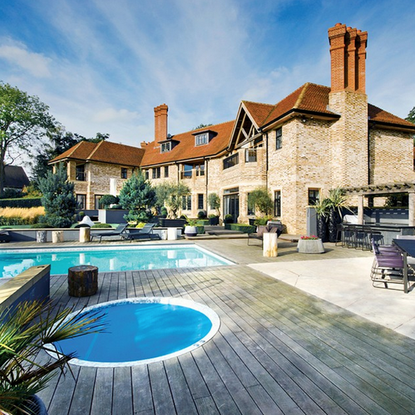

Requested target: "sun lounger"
[
  {"left": 124, "top": 223, "right": 161, "bottom": 241},
  {"left": 90, "top": 224, "right": 128, "bottom": 243}
]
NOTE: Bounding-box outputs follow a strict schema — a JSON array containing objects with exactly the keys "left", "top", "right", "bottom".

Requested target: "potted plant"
[
  {"left": 313, "top": 198, "right": 330, "bottom": 242},
  {"left": 326, "top": 187, "right": 350, "bottom": 243},
  {"left": 297, "top": 235, "right": 325, "bottom": 253},
  {"left": 208, "top": 214, "right": 219, "bottom": 225},
  {"left": 208, "top": 193, "right": 221, "bottom": 218},
  {"left": 184, "top": 219, "right": 198, "bottom": 237},
  {"left": 0, "top": 300, "right": 104, "bottom": 415}
]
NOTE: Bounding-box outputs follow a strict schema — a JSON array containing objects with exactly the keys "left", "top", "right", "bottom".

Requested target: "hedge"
[
  {"left": 225, "top": 224, "right": 256, "bottom": 234},
  {"left": 0, "top": 198, "right": 42, "bottom": 208}
]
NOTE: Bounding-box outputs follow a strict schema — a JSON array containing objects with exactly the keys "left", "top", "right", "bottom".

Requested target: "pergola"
[{"left": 342, "top": 182, "right": 415, "bottom": 225}]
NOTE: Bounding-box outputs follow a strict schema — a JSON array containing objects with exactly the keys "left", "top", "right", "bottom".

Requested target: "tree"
[
  {"left": 193, "top": 123, "right": 212, "bottom": 130},
  {"left": 248, "top": 187, "right": 273, "bottom": 217},
  {"left": 406, "top": 107, "right": 415, "bottom": 124},
  {"left": 208, "top": 192, "right": 221, "bottom": 216},
  {"left": 0, "top": 82, "right": 55, "bottom": 196},
  {"left": 99, "top": 194, "right": 119, "bottom": 208},
  {"left": 30, "top": 127, "right": 109, "bottom": 187},
  {"left": 119, "top": 170, "right": 156, "bottom": 223},
  {"left": 38, "top": 164, "right": 77, "bottom": 228},
  {"left": 154, "top": 181, "right": 190, "bottom": 218}
]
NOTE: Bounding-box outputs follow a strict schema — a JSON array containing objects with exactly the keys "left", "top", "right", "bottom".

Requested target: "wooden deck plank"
[{"left": 39, "top": 264, "right": 415, "bottom": 415}]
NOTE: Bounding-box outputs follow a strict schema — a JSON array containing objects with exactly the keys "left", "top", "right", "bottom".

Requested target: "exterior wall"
[
  {"left": 370, "top": 128, "right": 415, "bottom": 184},
  {"left": 329, "top": 90, "right": 368, "bottom": 188}
]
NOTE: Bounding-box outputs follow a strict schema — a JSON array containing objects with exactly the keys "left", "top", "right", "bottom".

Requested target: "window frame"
[
  {"left": 75, "top": 164, "right": 86, "bottom": 181},
  {"left": 276, "top": 127, "right": 282, "bottom": 150},
  {"left": 195, "top": 133, "right": 208, "bottom": 146},
  {"left": 223, "top": 153, "right": 239, "bottom": 170},
  {"left": 76, "top": 194, "right": 86, "bottom": 210},
  {"left": 181, "top": 195, "right": 191, "bottom": 211},
  {"left": 308, "top": 188, "right": 320, "bottom": 206},
  {"left": 121, "top": 167, "right": 128, "bottom": 179},
  {"left": 164, "top": 165, "right": 169, "bottom": 178},
  {"left": 274, "top": 190, "right": 281, "bottom": 217},
  {"left": 161, "top": 142, "right": 172, "bottom": 153}
]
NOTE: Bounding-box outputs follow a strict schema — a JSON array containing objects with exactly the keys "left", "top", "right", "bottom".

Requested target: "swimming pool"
[
  {"left": 0, "top": 245, "right": 233, "bottom": 278},
  {"left": 49, "top": 297, "right": 221, "bottom": 367}
]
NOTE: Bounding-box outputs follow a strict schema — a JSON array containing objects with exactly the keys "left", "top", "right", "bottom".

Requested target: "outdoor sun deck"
[{"left": 30, "top": 238, "right": 415, "bottom": 415}]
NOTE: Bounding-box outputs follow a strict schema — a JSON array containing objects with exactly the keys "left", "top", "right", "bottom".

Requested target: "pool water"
[
  {"left": 0, "top": 245, "right": 232, "bottom": 278},
  {"left": 51, "top": 298, "right": 220, "bottom": 366}
]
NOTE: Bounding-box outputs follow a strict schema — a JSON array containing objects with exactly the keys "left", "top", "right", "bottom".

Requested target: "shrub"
[
  {"left": 31, "top": 223, "right": 53, "bottom": 228},
  {"left": 254, "top": 216, "right": 272, "bottom": 226},
  {"left": 224, "top": 214, "right": 233, "bottom": 224},
  {"left": 197, "top": 210, "right": 207, "bottom": 219},
  {"left": 99, "top": 194, "right": 119, "bottom": 208},
  {"left": 229, "top": 224, "right": 256, "bottom": 234},
  {"left": 196, "top": 225, "right": 205, "bottom": 234},
  {"left": 0, "top": 197, "right": 42, "bottom": 208},
  {"left": 0, "top": 207, "right": 45, "bottom": 225},
  {"left": 91, "top": 223, "right": 112, "bottom": 228}
]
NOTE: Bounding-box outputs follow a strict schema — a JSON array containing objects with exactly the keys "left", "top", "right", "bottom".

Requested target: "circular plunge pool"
[{"left": 52, "top": 298, "right": 220, "bottom": 367}]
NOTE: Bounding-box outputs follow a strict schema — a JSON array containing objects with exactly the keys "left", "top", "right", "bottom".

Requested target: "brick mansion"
[{"left": 50, "top": 23, "right": 415, "bottom": 235}]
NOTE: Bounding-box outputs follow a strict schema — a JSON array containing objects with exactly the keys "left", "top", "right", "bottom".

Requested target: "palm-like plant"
[{"left": 0, "top": 300, "right": 104, "bottom": 415}]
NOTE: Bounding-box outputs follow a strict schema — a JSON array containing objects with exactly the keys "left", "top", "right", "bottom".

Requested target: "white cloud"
[
  {"left": 0, "top": 40, "right": 51, "bottom": 78},
  {"left": 92, "top": 108, "right": 139, "bottom": 123}
]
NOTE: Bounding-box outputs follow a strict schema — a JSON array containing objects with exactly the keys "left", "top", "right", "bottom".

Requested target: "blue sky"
[{"left": 0, "top": 0, "right": 414, "bottom": 150}]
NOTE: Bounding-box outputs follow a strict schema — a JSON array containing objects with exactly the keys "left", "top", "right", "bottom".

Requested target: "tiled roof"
[
  {"left": 368, "top": 104, "right": 415, "bottom": 129},
  {"left": 50, "top": 140, "right": 144, "bottom": 167},
  {"left": 4, "top": 166, "right": 29, "bottom": 189},
  {"left": 140, "top": 121, "right": 234, "bottom": 167},
  {"left": 261, "top": 83, "right": 335, "bottom": 127},
  {"left": 241, "top": 101, "right": 274, "bottom": 127}
]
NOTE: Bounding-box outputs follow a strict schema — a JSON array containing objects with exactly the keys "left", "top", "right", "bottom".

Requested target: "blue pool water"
[
  {"left": 0, "top": 245, "right": 232, "bottom": 278},
  {"left": 51, "top": 298, "right": 220, "bottom": 366}
]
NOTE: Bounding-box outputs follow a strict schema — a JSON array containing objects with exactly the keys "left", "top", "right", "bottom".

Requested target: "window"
[
  {"left": 223, "top": 153, "right": 239, "bottom": 170},
  {"left": 195, "top": 133, "right": 208, "bottom": 146},
  {"left": 121, "top": 168, "right": 128, "bottom": 179},
  {"left": 198, "top": 194, "right": 204, "bottom": 210},
  {"left": 247, "top": 193, "right": 255, "bottom": 215},
  {"left": 164, "top": 166, "right": 169, "bottom": 177},
  {"left": 76, "top": 194, "right": 86, "bottom": 210},
  {"left": 195, "top": 163, "right": 205, "bottom": 176},
  {"left": 182, "top": 195, "right": 191, "bottom": 210},
  {"left": 161, "top": 142, "right": 172, "bottom": 153},
  {"left": 145, "top": 170, "right": 149, "bottom": 180},
  {"left": 76, "top": 165, "right": 85, "bottom": 181},
  {"left": 182, "top": 164, "right": 192, "bottom": 179},
  {"left": 274, "top": 190, "right": 281, "bottom": 217},
  {"left": 276, "top": 128, "right": 282, "bottom": 150},
  {"left": 245, "top": 149, "right": 257, "bottom": 163},
  {"left": 152, "top": 167, "right": 161, "bottom": 179},
  {"left": 308, "top": 189, "right": 320, "bottom": 206},
  {"left": 94, "top": 195, "right": 103, "bottom": 210}
]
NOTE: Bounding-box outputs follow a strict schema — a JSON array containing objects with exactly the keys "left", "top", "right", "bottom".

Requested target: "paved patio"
[{"left": 30, "top": 237, "right": 415, "bottom": 414}]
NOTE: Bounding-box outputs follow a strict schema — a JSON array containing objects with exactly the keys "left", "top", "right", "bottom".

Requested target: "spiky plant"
[{"left": 0, "top": 300, "right": 104, "bottom": 415}]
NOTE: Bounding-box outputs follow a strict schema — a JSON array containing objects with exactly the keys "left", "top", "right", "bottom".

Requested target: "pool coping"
[{"left": 46, "top": 297, "right": 221, "bottom": 367}]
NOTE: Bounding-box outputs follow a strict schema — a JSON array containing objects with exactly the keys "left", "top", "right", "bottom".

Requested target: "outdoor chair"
[
  {"left": 370, "top": 239, "right": 412, "bottom": 290},
  {"left": 248, "top": 223, "right": 282, "bottom": 247},
  {"left": 0, "top": 230, "right": 11, "bottom": 243},
  {"left": 124, "top": 223, "right": 161, "bottom": 241},
  {"left": 90, "top": 223, "right": 128, "bottom": 243}
]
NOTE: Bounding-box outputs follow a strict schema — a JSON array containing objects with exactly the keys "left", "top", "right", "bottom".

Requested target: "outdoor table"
[{"left": 392, "top": 238, "right": 415, "bottom": 293}]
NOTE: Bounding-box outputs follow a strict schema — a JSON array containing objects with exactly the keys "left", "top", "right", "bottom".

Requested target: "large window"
[
  {"left": 198, "top": 194, "right": 204, "bottom": 210},
  {"left": 121, "top": 167, "right": 128, "bottom": 179},
  {"left": 223, "top": 153, "right": 239, "bottom": 170},
  {"left": 195, "top": 163, "right": 205, "bottom": 176},
  {"left": 195, "top": 133, "right": 208, "bottom": 146},
  {"left": 276, "top": 128, "right": 282, "bottom": 150},
  {"left": 182, "top": 164, "right": 192, "bottom": 179},
  {"left": 182, "top": 195, "right": 191, "bottom": 210},
  {"left": 161, "top": 142, "right": 172, "bottom": 153},
  {"left": 308, "top": 189, "right": 320, "bottom": 206},
  {"left": 245, "top": 149, "right": 257, "bottom": 163},
  {"left": 152, "top": 167, "right": 161, "bottom": 179},
  {"left": 274, "top": 190, "right": 281, "bottom": 217},
  {"left": 76, "top": 194, "right": 86, "bottom": 210},
  {"left": 76, "top": 164, "right": 85, "bottom": 181}
]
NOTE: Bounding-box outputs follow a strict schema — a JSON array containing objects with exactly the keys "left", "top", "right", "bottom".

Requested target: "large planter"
[
  {"left": 208, "top": 216, "right": 220, "bottom": 225},
  {"left": 316, "top": 215, "right": 329, "bottom": 242},
  {"left": 297, "top": 238, "right": 325, "bottom": 254},
  {"left": 25, "top": 395, "right": 48, "bottom": 415},
  {"left": 184, "top": 226, "right": 197, "bottom": 237},
  {"left": 328, "top": 210, "right": 342, "bottom": 242}
]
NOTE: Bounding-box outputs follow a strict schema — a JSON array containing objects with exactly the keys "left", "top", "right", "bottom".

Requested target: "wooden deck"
[{"left": 38, "top": 262, "right": 415, "bottom": 415}]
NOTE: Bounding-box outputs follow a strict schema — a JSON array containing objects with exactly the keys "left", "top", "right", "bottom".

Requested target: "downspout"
[
  {"left": 205, "top": 158, "right": 208, "bottom": 211},
  {"left": 265, "top": 131, "right": 269, "bottom": 191},
  {"left": 367, "top": 121, "right": 374, "bottom": 208}
]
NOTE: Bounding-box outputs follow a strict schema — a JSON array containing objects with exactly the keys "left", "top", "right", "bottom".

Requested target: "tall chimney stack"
[
  {"left": 328, "top": 23, "right": 368, "bottom": 93},
  {"left": 154, "top": 104, "right": 168, "bottom": 141}
]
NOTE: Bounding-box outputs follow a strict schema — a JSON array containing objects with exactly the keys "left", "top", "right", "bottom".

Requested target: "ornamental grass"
[{"left": 0, "top": 206, "right": 45, "bottom": 225}]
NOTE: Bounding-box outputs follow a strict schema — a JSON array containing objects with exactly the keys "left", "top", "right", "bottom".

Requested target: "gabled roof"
[
  {"left": 368, "top": 104, "right": 415, "bottom": 130},
  {"left": 50, "top": 140, "right": 145, "bottom": 167},
  {"left": 4, "top": 166, "right": 30, "bottom": 189},
  {"left": 140, "top": 121, "right": 234, "bottom": 167}
]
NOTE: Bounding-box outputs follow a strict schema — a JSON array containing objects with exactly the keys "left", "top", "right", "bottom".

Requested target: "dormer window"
[
  {"left": 161, "top": 142, "right": 172, "bottom": 153},
  {"left": 195, "top": 133, "right": 208, "bottom": 146}
]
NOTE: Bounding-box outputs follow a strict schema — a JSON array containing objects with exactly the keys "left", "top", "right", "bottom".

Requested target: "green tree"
[
  {"left": 208, "top": 192, "right": 221, "bottom": 216},
  {"left": 119, "top": 170, "right": 156, "bottom": 223},
  {"left": 0, "top": 82, "right": 55, "bottom": 196},
  {"left": 154, "top": 181, "right": 190, "bottom": 218},
  {"left": 406, "top": 107, "right": 415, "bottom": 124},
  {"left": 38, "top": 164, "right": 77, "bottom": 227},
  {"left": 193, "top": 123, "right": 213, "bottom": 130},
  {"left": 248, "top": 187, "right": 273, "bottom": 216}
]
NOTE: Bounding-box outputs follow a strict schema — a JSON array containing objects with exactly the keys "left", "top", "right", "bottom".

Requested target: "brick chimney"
[
  {"left": 154, "top": 104, "right": 168, "bottom": 141},
  {"left": 328, "top": 23, "right": 368, "bottom": 93}
]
